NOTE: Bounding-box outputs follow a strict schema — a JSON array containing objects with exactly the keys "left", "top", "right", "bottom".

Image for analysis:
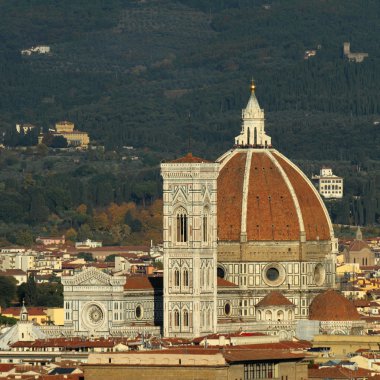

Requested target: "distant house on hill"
[
  {"left": 38, "top": 121, "right": 90, "bottom": 149},
  {"left": 75, "top": 239, "right": 102, "bottom": 249},
  {"left": 36, "top": 235, "right": 65, "bottom": 246},
  {"left": 312, "top": 167, "right": 343, "bottom": 199},
  {"left": 343, "top": 42, "right": 368, "bottom": 63},
  {"left": 21, "top": 45, "right": 50, "bottom": 56},
  {"left": 15, "top": 123, "right": 37, "bottom": 134}
]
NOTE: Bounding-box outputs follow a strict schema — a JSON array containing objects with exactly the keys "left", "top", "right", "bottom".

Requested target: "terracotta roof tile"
[
  {"left": 0, "top": 269, "right": 26, "bottom": 275},
  {"left": 246, "top": 152, "right": 300, "bottom": 240},
  {"left": 223, "top": 349, "right": 307, "bottom": 362},
  {"left": 349, "top": 240, "right": 370, "bottom": 252},
  {"left": 309, "top": 289, "right": 361, "bottom": 321},
  {"left": 1, "top": 306, "right": 47, "bottom": 317},
  {"left": 169, "top": 153, "right": 211, "bottom": 164},
  {"left": 217, "top": 277, "right": 238, "bottom": 287},
  {"left": 273, "top": 152, "right": 330, "bottom": 241},
  {"left": 217, "top": 152, "right": 246, "bottom": 241},
  {"left": 0, "top": 364, "right": 15, "bottom": 372},
  {"left": 217, "top": 150, "right": 330, "bottom": 243},
  {"left": 124, "top": 275, "right": 163, "bottom": 290},
  {"left": 309, "top": 366, "right": 371, "bottom": 379},
  {"left": 353, "top": 300, "right": 371, "bottom": 307},
  {"left": 256, "top": 291, "right": 294, "bottom": 307}
]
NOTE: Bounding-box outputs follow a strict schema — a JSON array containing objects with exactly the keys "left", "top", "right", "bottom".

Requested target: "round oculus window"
[
  {"left": 266, "top": 267, "right": 280, "bottom": 281},
  {"left": 135, "top": 305, "right": 143, "bottom": 320},
  {"left": 224, "top": 302, "right": 231, "bottom": 316},
  {"left": 262, "top": 263, "right": 285, "bottom": 286},
  {"left": 87, "top": 305, "right": 104, "bottom": 325},
  {"left": 314, "top": 263, "right": 326, "bottom": 286}
]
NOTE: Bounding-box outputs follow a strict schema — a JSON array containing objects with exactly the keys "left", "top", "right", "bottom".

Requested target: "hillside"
[
  {"left": 0, "top": 0, "right": 379, "bottom": 158},
  {"left": 0, "top": 0, "right": 379, "bottom": 244}
]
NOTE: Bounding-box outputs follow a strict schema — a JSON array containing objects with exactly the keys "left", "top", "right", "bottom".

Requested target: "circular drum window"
[
  {"left": 224, "top": 302, "right": 231, "bottom": 316},
  {"left": 262, "top": 263, "right": 285, "bottom": 287},
  {"left": 266, "top": 267, "right": 279, "bottom": 281},
  {"left": 135, "top": 305, "right": 143, "bottom": 320},
  {"left": 314, "top": 263, "right": 326, "bottom": 286}
]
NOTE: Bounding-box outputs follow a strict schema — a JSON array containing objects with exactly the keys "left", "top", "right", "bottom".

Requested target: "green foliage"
[
  {"left": 105, "top": 254, "right": 117, "bottom": 262},
  {"left": 0, "top": 276, "right": 17, "bottom": 308},
  {"left": 77, "top": 252, "right": 96, "bottom": 262},
  {"left": 18, "top": 276, "right": 63, "bottom": 307},
  {"left": 49, "top": 135, "right": 68, "bottom": 148},
  {"left": 125, "top": 211, "right": 143, "bottom": 233},
  {"left": 0, "top": 0, "right": 379, "bottom": 239},
  {"left": 0, "top": 315, "right": 17, "bottom": 326},
  {"left": 23, "top": 274, "right": 37, "bottom": 306}
]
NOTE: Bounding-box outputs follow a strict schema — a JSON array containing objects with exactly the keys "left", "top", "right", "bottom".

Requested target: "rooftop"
[{"left": 169, "top": 152, "right": 211, "bottom": 164}]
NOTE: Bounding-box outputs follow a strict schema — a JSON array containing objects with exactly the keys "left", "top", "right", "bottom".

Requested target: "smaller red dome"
[
  {"left": 309, "top": 289, "right": 361, "bottom": 321},
  {"left": 256, "top": 291, "right": 294, "bottom": 308}
]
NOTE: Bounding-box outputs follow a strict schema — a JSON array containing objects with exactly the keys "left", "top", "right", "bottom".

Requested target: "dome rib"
[
  {"left": 217, "top": 152, "right": 247, "bottom": 241},
  {"left": 240, "top": 150, "right": 253, "bottom": 242},
  {"left": 272, "top": 151, "right": 332, "bottom": 241},
  {"left": 267, "top": 151, "right": 304, "bottom": 241},
  {"left": 246, "top": 151, "right": 300, "bottom": 241},
  {"left": 217, "top": 149, "right": 332, "bottom": 242}
]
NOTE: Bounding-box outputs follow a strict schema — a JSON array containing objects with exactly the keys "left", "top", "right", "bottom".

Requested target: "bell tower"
[{"left": 161, "top": 153, "right": 219, "bottom": 338}]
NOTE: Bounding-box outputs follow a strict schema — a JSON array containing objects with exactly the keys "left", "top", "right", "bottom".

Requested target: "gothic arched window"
[
  {"left": 183, "top": 268, "right": 189, "bottom": 287},
  {"left": 174, "top": 309, "right": 180, "bottom": 327},
  {"left": 176, "top": 207, "right": 188, "bottom": 243},
  {"left": 174, "top": 268, "right": 180, "bottom": 287},
  {"left": 183, "top": 309, "right": 189, "bottom": 327},
  {"left": 203, "top": 208, "right": 209, "bottom": 243}
]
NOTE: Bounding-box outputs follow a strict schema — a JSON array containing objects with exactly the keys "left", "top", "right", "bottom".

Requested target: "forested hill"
[{"left": 0, "top": 0, "right": 379, "bottom": 161}]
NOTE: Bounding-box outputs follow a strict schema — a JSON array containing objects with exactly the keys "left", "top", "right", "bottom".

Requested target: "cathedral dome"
[
  {"left": 309, "top": 289, "right": 361, "bottom": 321},
  {"left": 216, "top": 148, "right": 332, "bottom": 242},
  {"left": 216, "top": 82, "right": 332, "bottom": 243}
]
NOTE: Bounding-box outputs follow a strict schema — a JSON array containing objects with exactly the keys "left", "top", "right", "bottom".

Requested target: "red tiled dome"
[
  {"left": 217, "top": 149, "right": 332, "bottom": 242},
  {"left": 256, "top": 292, "right": 294, "bottom": 308},
  {"left": 309, "top": 289, "right": 361, "bottom": 321}
]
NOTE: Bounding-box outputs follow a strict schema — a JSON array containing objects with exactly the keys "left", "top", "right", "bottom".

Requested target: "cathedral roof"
[
  {"left": 217, "top": 277, "right": 238, "bottom": 287},
  {"left": 255, "top": 291, "right": 294, "bottom": 308},
  {"left": 124, "top": 275, "right": 163, "bottom": 291},
  {"left": 1, "top": 306, "right": 46, "bottom": 317},
  {"left": 349, "top": 240, "right": 370, "bottom": 252},
  {"left": 309, "top": 289, "right": 361, "bottom": 321},
  {"left": 169, "top": 153, "right": 211, "bottom": 164},
  {"left": 216, "top": 149, "right": 332, "bottom": 242}
]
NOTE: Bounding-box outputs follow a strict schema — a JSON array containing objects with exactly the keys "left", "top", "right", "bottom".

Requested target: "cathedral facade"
[{"left": 59, "top": 83, "right": 338, "bottom": 340}]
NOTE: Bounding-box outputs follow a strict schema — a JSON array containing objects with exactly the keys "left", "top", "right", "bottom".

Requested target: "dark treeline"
[
  {"left": 0, "top": 148, "right": 163, "bottom": 246},
  {"left": 0, "top": 0, "right": 379, "bottom": 238}
]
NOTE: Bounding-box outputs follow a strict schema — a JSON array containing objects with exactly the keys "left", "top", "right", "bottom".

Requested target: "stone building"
[
  {"left": 84, "top": 348, "right": 308, "bottom": 380},
  {"left": 344, "top": 227, "right": 375, "bottom": 266},
  {"left": 308, "top": 289, "right": 364, "bottom": 335},
  {"left": 0, "top": 303, "right": 46, "bottom": 350},
  {"left": 343, "top": 42, "right": 368, "bottom": 63},
  {"left": 58, "top": 82, "right": 338, "bottom": 339},
  {"left": 312, "top": 167, "right": 344, "bottom": 199}
]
